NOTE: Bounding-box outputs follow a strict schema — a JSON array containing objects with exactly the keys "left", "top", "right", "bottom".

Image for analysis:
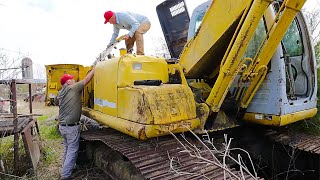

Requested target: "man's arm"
[
  {"left": 71, "top": 68, "right": 94, "bottom": 93},
  {"left": 84, "top": 68, "right": 95, "bottom": 86},
  {"left": 109, "top": 26, "right": 120, "bottom": 44}
]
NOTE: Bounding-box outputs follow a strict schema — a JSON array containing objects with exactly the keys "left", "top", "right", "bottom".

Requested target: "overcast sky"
[
  {"left": 0, "top": 0, "right": 207, "bottom": 66},
  {"left": 0, "top": 0, "right": 319, "bottom": 79}
]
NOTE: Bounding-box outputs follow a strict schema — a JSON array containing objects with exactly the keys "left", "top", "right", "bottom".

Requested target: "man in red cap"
[
  {"left": 56, "top": 68, "right": 94, "bottom": 179},
  {"left": 104, "top": 10, "right": 151, "bottom": 55}
]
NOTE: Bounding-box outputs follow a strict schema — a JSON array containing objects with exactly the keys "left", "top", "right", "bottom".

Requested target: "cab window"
[
  {"left": 243, "top": 18, "right": 267, "bottom": 59},
  {"left": 194, "top": 11, "right": 206, "bottom": 33},
  {"left": 282, "top": 19, "right": 303, "bottom": 57}
]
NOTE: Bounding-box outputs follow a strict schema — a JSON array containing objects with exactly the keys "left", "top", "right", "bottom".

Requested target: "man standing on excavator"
[
  {"left": 56, "top": 68, "right": 94, "bottom": 180},
  {"left": 104, "top": 10, "right": 151, "bottom": 55}
]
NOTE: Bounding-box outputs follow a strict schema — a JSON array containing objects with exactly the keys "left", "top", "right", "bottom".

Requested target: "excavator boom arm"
[{"left": 179, "top": 0, "right": 307, "bottom": 112}]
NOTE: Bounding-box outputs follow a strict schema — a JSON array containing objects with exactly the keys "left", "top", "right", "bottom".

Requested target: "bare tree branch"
[{"left": 169, "top": 127, "right": 259, "bottom": 180}]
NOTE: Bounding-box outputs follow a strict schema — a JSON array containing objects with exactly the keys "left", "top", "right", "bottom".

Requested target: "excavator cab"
[{"left": 157, "top": 0, "right": 317, "bottom": 127}]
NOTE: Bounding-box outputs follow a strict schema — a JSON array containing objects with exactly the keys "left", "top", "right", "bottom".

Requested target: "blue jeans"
[{"left": 59, "top": 125, "right": 80, "bottom": 178}]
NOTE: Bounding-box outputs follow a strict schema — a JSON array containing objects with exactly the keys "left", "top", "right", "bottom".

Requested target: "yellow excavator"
[
  {"left": 82, "top": 0, "right": 316, "bottom": 139},
  {"left": 48, "top": 0, "right": 318, "bottom": 179}
]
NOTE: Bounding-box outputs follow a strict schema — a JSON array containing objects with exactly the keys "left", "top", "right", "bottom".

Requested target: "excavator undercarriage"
[{"left": 80, "top": 128, "right": 261, "bottom": 180}]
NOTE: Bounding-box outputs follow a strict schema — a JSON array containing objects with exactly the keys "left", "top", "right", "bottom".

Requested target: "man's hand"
[{"left": 124, "top": 34, "right": 130, "bottom": 40}]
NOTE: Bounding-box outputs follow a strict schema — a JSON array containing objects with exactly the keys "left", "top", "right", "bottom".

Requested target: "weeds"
[
  {"left": 0, "top": 137, "right": 28, "bottom": 176},
  {"left": 36, "top": 115, "right": 61, "bottom": 163},
  {"left": 41, "top": 145, "right": 59, "bottom": 164},
  {"left": 37, "top": 115, "right": 48, "bottom": 122},
  {"left": 39, "top": 124, "right": 61, "bottom": 140}
]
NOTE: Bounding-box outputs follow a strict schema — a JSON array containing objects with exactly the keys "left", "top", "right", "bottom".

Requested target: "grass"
[
  {"left": 38, "top": 115, "right": 61, "bottom": 141},
  {"left": 37, "top": 115, "right": 48, "bottom": 121},
  {"left": 0, "top": 137, "right": 15, "bottom": 175},
  {"left": 0, "top": 137, "right": 28, "bottom": 177},
  {"left": 33, "top": 106, "right": 63, "bottom": 179},
  {"left": 288, "top": 99, "right": 320, "bottom": 135},
  {"left": 37, "top": 114, "right": 62, "bottom": 167}
]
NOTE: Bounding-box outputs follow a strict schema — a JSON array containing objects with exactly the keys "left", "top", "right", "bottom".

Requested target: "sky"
[{"left": 0, "top": 0, "right": 319, "bottom": 79}]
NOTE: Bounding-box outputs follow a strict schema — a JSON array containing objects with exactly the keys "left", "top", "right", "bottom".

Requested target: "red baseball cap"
[
  {"left": 104, "top": 11, "right": 114, "bottom": 24},
  {"left": 60, "top": 74, "right": 74, "bottom": 85}
]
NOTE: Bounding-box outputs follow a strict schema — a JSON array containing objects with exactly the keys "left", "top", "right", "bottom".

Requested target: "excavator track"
[
  {"left": 265, "top": 129, "right": 320, "bottom": 155},
  {"left": 81, "top": 128, "right": 261, "bottom": 180}
]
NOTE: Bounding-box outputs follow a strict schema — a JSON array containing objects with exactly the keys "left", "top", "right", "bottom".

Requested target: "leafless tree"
[
  {"left": 152, "top": 36, "right": 171, "bottom": 59},
  {"left": 33, "top": 63, "right": 46, "bottom": 80},
  {"left": 303, "top": 7, "right": 320, "bottom": 63},
  {"left": 169, "top": 128, "right": 258, "bottom": 180},
  {"left": 304, "top": 9, "right": 320, "bottom": 44},
  {"left": 0, "top": 49, "right": 27, "bottom": 80}
]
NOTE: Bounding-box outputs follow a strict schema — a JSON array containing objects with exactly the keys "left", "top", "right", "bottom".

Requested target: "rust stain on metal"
[
  {"left": 137, "top": 126, "right": 147, "bottom": 140},
  {"left": 137, "top": 99, "right": 145, "bottom": 116}
]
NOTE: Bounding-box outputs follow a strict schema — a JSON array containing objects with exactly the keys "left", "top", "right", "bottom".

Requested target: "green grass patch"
[
  {"left": 37, "top": 115, "right": 61, "bottom": 140},
  {"left": 0, "top": 137, "right": 27, "bottom": 175},
  {"left": 289, "top": 118, "right": 320, "bottom": 135},
  {"left": 37, "top": 115, "right": 49, "bottom": 121},
  {"left": 40, "top": 123, "right": 61, "bottom": 140},
  {"left": 0, "top": 137, "right": 14, "bottom": 174},
  {"left": 41, "top": 145, "right": 60, "bottom": 164}
]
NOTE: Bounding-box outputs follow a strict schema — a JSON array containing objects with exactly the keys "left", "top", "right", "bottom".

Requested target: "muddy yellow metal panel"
[
  {"left": 118, "top": 87, "right": 153, "bottom": 124},
  {"left": 179, "top": 0, "right": 249, "bottom": 78},
  {"left": 94, "top": 58, "right": 118, "bottom": 116},
  {"left": 118, "top": 84, "right": 197, "bottom": 125},
  {"left": 45, "top": 64, "right": 85, "bottom": 106},
  {"left": 117, "top": 54, "right": 169, "bottom": 87},
  {"left": 83, "top": 107, "right": 200, "bottom": 140}
]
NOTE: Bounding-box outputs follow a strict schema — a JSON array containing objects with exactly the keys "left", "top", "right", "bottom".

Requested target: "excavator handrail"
[{"left": 93, "top": 34, "right": 126, "bottom": 65}]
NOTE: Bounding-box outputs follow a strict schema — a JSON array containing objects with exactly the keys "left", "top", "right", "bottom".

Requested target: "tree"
[
  {"left": 303, "top": 8, "right": 320, "bottom": 64},
  {"left": 152, "top": 36, "right": 171, "bottom": 59},
  {"left": 304, "top": 9, "right": 320, "bottom": 43}
]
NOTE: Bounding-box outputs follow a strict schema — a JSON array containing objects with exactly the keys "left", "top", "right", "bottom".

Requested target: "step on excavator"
[{"left": 50, "top": 0, "right": 318, "bottom": 179}]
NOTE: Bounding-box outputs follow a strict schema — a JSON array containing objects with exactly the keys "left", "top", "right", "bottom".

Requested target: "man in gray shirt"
[
  {"left": 56, "top": 68, "right": 94, "bottom": 179},
  {"left": 104, "top": 10, "right": 151, "bottom": 55}
]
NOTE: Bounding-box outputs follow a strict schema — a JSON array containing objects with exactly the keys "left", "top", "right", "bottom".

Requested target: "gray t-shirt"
[{"left": 56, "top": 81, "right": 85, "bottom": 124}]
